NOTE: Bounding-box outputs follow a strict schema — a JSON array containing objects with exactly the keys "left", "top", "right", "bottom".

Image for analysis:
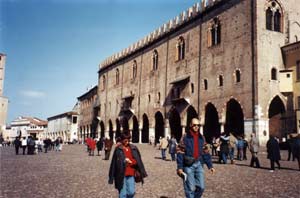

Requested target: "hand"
[
  {"left": 177, "top": 169, "right": 184, "bottom": 176},
  {"left": 209, "top": 168, "right": 215, "bottom": 174},
  {"left": 125, "top": 158, "right": 132, "bottom": 164}
]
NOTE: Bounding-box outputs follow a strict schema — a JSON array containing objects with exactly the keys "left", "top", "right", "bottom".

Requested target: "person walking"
[
  {"left": 169, "top": 135, "right": 178, "bottom": 161},
  {"left": 292, "top": 134, "right": 300, "bottom": 171},
  {"left": 108, "top": 133, "right": 147, "bottom": 198},
  {"left": 104, "top": 137, "right": 113, "bottom": 160},
  {"left": 96, "top": 137, "right": 104, "bottom": 156},
  {"left": 14, "top": 137, "right": 21, "bottom": 155},
  {"left": 219, "top": 133, "right": 229, "bottom": 164},
  {"left": 159, "top": 136, "right": 169, "bottom": 160},
  {"left": 228, "top": 133, "right": 236, "bottom": 164},
  {"left": 21, "top": 137, "right": 27, "bottom": 155},
  {"left": 177, "top": 118, "right": 215, "bottom": 198},
  {"left": 249, "top": 133, "right": 260, "bottom": 168},
  {"left": 266, "top": 135, "right": 281, "bottom": 172}
]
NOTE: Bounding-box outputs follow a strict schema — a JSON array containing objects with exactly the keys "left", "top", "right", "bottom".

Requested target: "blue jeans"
[
  {"left": 119, "top": 176, "right": 135, "bottom": 198},
  {"left": 161, "top": 149, "right": 166, "bottom": 160},
  {"left": 229, "top": 148, "right": 234, "bottom": 160},
  {"left": 183, "top": 160, "right": 205, "bottom": 198}
]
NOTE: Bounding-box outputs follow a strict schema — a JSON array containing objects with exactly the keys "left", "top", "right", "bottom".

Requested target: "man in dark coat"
[
  {"left": 14, "top": 137, "right": 21, "bottom": 155},
  {"left": 266, "top": 135, "right": 281, "bottom": 172},
  {"left": 108, "top": 133, "right": 147, "bottom": 197}
]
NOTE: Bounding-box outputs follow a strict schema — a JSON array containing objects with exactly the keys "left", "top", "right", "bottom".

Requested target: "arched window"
[
  {"left": 176, "top": 36, "right": 185, "bottom": 61},
  {"left": 208, "top": 17, "right": 221, "bottom": 47},
  {"left": 265, "top": 1, "right": 283, "bottom": 32},
  {"left": 153, "top": 50, "right": 158, "bottom": 70},
  {"left": 204, "top": 79, "right": 208, "bottom": 90},
  {"left": 157, "top": 92, "right": 161, "bottom": 103},
  {"left": 148, "top": 94, "right": 151, "bottom": 103},
  {"left": 271, "top": 68, "right": 277, "bottom": 80},
  {"left": 132, "top": 60, "right": 137, "bottom": 79},
  {"left": 102, "top": 75, "right": 106, "bottom": 90},
  {"left": 218, "top": 75, "right": 223, "bottom": 87},
  {"left": 235, "top": 69, "right": 241, "bottom": 83},
  {"left": 116, "top": 68, "right": 119, "bottom": 85}
]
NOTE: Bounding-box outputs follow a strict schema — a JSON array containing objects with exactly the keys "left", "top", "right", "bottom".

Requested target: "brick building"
[{"left": 97, "top": 0, "right": 300, "bottom": 145}]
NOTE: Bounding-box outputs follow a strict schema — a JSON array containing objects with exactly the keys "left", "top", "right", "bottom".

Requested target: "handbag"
[
  {"left": 184, "top": 155, "right": 195, "bottom": 166},
  {"left": 134, "top": 169, "right": 142, "bottom": 183}
]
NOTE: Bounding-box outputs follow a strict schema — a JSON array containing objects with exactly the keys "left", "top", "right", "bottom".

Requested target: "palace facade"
[{"left": 96, "top": 0, "right": 300, "bottom": 145}]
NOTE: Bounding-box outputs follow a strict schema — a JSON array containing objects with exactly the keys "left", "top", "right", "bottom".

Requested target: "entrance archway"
[
  {"left": 132, "top": 116, "right": 139, "bottom": 143},
  {"left": 115, "top": 119, "right": 121, "bottom": 139},
  {"left": 122, "top": 117, "right": 129, "bottom": 134},
  {"left": 203, "top": 103, "right": 220, "bottom": 143},
  {"left": 169, "top": 108, "right": 182, "bottom": 142},
  {"left": 225, "top": 99, "right": 244, "bottom": 137},
  {"left": 268, "top": 96, "right": 285, "bottom": 139},
  {"left": 109, "top": 120, "right": 113, "bottom": 141},
  {"left": 185, "top": 105, "right": 198, "bottom": 133},
  {"left": 100, "top": 121, "right": 105, "bottom": 138},
  {"left": 142, "top": 114, "right": 149, "bottom": 143},
  {"left": 155, "top": 111, "right": 164, "bottom": 145}
]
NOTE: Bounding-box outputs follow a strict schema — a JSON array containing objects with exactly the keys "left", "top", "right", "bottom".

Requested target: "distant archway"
[
  {"left": 115, "top": 119, "right": 121, "bottom": 139},
  {"left": 100, "top": 121, "right": 105, "bottom": 138},
  {"left": 268, "top": 96, "right": 285, "bottom": 139},
  {"left": 132, "top": 116, "right": 139, "bottom": 143},
  {"left": 142, "top": 114, "right": 149, "bottom": 143},
  {"left": 155, "top": 111, "right": 164, "bottom": 145},
  {"left": 203, "top": 103, "right": 220, "bottom": 143},
  {"left": 225, "top": 99, "right": 244, "bottom": 137},
  {"left": 185, "top": 105, "right": 198, "bottom": 133},
  {"left": 122, "top": 117, "right": 129, "bottom": 133},
  {"left": 169, "top": 108, "right": 182, "bottom": 142},
  {"left": 109, "top": 120, "right": 113, "bottom": 141}
]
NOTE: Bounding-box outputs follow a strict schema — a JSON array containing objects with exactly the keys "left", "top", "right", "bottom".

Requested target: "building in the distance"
[
  {"left": 96, "top": 0, "right": 300, "bottom": 145},
  {"left": 0, "top": 53, "right": 9, "bottom": 134},
  {"left": 10, "top": 116, "right": 47, "bottom": 140},
  {"left": 46, "top": 111, "right": 79, "bottom": 142},
  {"left": 77, "top": 86, "right": 99, "bottom": 141}
]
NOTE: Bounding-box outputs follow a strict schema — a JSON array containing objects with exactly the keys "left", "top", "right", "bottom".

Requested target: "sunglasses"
[{"left": 192, "top": 124, "right": 200, "bottom": 127}]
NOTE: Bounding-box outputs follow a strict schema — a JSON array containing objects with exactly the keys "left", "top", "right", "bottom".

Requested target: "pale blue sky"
[{"left": 0, "top": 0, "right": 201, "bottom": 123}]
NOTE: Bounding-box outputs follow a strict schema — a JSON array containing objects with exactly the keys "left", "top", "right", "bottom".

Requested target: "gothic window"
[
  {"left": 208, "top": 17, "right": 221, "bottom": 47},
  {"left": 204, "top": 79, "right": 208, "bottom": 90},
  {"left": 235, "top": 69, "right": 241, "bottom": 83},
  {"left": 157, "top": 92, "right": 161, "bottom": 103},
  {"left": 265, "top": 1, "right": 283, "bottom": 32},
  {"left": 102, "top": 75, "right": 106, "bottom": 90},
  {"left": 153, "top": 50, "right": 158, "bottom": 70},
  {"left": 148, "top": 94, "right": 151, "bottom": 103},
  {"left": 191, "top": 83, "right": 194, "bottom": 93},
  {"left": 271, "top": 68, "right": 277, "bottom": 80},
  {"left": 116, "top": 68, "right": 119, "bottom": 85},
  {"left": 218, "top": 75, "right": 223, "bottom": 87},
  {"left": 176, "top": 36, "right": 185, "bottom": 61},
  {"left": 132, "top": 60, "right": 137, "bottom": 79}
]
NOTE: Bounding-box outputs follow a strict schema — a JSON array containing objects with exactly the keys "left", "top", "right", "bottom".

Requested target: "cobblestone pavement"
[{"left": 1, "top": 144, "right": 299, "bottom": 198}]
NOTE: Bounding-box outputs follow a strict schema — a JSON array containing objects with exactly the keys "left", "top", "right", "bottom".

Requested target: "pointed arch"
[
  {"left": 155, "top": 111, "right": 165, "bottom": 145},
  {"left": 115, "top": 119, "right": 121, "bottom": 139},
  {"left": 185, "top": 105, "right": 198, "bottom": 133},
  {"left": 108, "top": 120, "right": 113, "bottom": 141},
  {"left": 132, "top": 116, "right": 139, "bottom": 143},
  {"left": 224, "top": 99, "right": 244, "bottom": 137},
  {"left": 169, "top": 108, "right": 182, "bottom": 142},
  {"left": 142, "top": 114, "right": 149, "bottom": 143},
  {"left": 203, "top": 103, "right": 220, "bottom": 143},
  {"left": 100, "top": 121, "right": 105, "bottom": 138}
]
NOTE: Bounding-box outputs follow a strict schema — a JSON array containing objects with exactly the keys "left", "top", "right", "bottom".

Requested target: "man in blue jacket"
[{"left": 177, "top": 118, "right": 215, "bottom": 198}]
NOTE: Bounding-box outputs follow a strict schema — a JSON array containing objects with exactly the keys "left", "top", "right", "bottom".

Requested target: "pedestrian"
[
  {"left": 108, "top": 133, "right": 147, "bottom": 198},
  {"left": 287, "top": 134, "right": 295, "bottom": 161},
  {"left": 236, "top": 136, "right": 244, "bottom": 160},
  {"left": 266, "top": 135, "right": 281, "bottom": 172},
  {"left": 219, "top": 133, "right": 229, "bottom": 164},
  {"left": 177, "top": 118, "right": 215, "bottom": 198},
  {"left": 211, "top": 137, "right": 218, "bottom": 156},
  {"left": 159, "top": 136, "right": 168, "bottom": 160},
  {"left": 14, "top": 137, "right": 21, "bottom": 155},
  {"left": 96, "top": 137, "right": 104, "bottom": 156},
  {"left": 21, "top": 137, "right": 27, "bottom": 155},
  {"left": 89, "top": 139, "right": 96, "bottom": 156},
  {"left": 292, "top": 134, "right": 300, "bottom": 171},
  {"left": 104, "top": 137, "right": 113, "bottom": 160},
  {"left": 249, "top": 133, "right": 260, "bottom": 168},
  {"left": 243, "top": 136, "right": 248, "bottom": 160},
  {"left": 228, "top": 133, "right": 236, "bottom": 164},
  {"left": 0, "top": 135, "right": 4, "bottom": 147},
  {"left": 169, "top": 135, "right": 178, "bottom": 161}
]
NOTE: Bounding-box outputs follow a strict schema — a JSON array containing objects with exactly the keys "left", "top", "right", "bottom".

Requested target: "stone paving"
[{"left": 0, "top": 144, "right": 299, "bottom": 198}]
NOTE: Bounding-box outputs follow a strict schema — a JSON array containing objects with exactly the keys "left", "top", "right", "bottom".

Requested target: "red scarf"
[{"left": 190, "top": 131, "right": 199, "bottom": 159}]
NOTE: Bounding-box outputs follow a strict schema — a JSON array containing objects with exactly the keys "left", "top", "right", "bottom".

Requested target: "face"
[
  {"left": 122, "top": 139, "right": 129, "bottom": 146},
  {"left": 190, "top": 118, "right": 200, "bottom": 132}
]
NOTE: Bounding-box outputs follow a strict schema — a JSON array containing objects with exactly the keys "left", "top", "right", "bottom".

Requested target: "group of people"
[
  {"left": 85, "top": 137, "right": 114, "bottom": 160},
  {"left": 158, "top": 135, "right": 178, "bottom": 161},
  {"left": 12, "top": 136, "right": 64, "bottom": 155}
]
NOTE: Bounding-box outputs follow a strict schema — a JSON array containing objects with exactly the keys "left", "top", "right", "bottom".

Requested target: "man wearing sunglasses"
[{"left": 177, "top": 118, "right": 215, "bottom": 198}]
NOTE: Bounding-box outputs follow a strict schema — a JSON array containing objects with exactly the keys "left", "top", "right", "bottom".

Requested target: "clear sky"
[{"left": 0, "top": 0, "right": 201, "bottom": 123}]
